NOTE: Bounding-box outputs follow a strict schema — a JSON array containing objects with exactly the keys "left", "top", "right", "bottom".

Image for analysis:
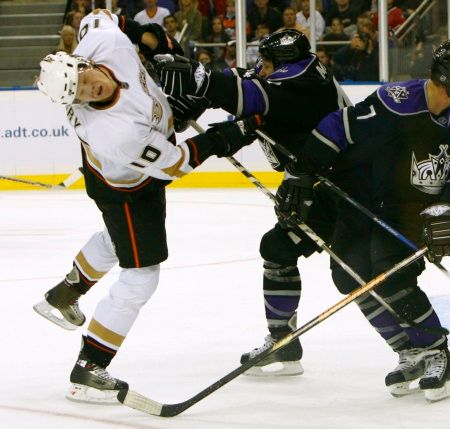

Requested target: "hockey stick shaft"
[
  {"left": 176, "top": 22, "right": 188, "bottom": 43},
  {"left": 0, "top": 175, "right": 53, "bottom": 188},
  {"left": 118, "top": 247, "right": 428, "bottom": 417},
  {"left": 319, "top": 175, "right": 417, "bottom": 247},
  {"left": 0, "top": 167, "right": 84, "bottom": 189}
]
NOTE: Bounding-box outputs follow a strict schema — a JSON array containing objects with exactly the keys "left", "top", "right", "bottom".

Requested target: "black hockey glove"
[
  {"left": 154, "top": 54, "right": 210, "bottom": 98},
  {"left": 168, "top": 95, "right": 210, "bottom": 132},
  {"left": 207, "top": 114, "right": 263, "bottom": 158},
  {"left": 421, "top": 204, "right": 450, "bottom": 263},
  {"left": 275, "top": 173, "right": 315, "bottom": 226}
]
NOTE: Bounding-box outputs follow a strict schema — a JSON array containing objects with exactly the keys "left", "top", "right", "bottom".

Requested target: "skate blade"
[
  {"left": 424, "top": 381, "right": 450, "bottom": 403},
  {"left": 389, "top": 381, "right": 420, "bottom": 398},
  {"left": 33, "top": 300, "right": 79, "bottom": 331},
  {"left": 244, "top": 361, "right": 304, "bottom": 377},
  {"left": 66, "top": 383, "right": 120, "bottom": 405},
  {"left": 389, "top": 380, "right": 421, "bottom": 397}
]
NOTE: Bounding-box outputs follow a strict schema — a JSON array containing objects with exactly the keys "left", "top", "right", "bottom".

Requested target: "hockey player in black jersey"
[
  {"left": 154, "top": 29, "right": 366, "bottom": 376},
  {"left": 278, "top": 41, "right": 450, "bottom": 401}
]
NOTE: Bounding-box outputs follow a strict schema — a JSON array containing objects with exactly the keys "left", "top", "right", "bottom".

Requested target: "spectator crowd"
[{"left": 54, "top": 0, "right": 442, "bottom": 82}]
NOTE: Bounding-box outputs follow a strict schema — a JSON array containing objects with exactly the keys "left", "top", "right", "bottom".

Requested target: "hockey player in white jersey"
[{"left": 33, "top": 9, "right": 262, "bottom": 404}]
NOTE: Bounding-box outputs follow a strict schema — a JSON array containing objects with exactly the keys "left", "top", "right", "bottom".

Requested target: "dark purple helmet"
[{"left": 258, "top": 29, "right": 311, "bottom": 68}]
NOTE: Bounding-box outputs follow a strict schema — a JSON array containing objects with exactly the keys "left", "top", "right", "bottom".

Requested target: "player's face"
[
  {"left": 76, "top": 67, "right": 117, "bottom": 102},
  {"left": 258, "top": 59, "right": 274, "bottom": 78}
]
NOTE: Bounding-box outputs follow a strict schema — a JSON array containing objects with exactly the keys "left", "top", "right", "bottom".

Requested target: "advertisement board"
[{"left": 0, "top": 85, "right": 379, "bottom": 189}]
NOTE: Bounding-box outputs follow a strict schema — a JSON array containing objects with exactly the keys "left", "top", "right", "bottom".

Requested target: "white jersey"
[
  {"left": 68, "top": 11, "right": 193, "bottom": 190},
  {"left": 133, "top": 7, "right": 170, "bottom": 26}
]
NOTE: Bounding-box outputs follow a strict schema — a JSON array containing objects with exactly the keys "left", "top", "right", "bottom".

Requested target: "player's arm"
[
  {"left": 298, "top": 93, "right": 397, "bottom": 173},
  {"left": 117, "top": 18, "right": 183, "bottom": 61},
  {"left": 154, "top": 55, "right": 270, "bottom": 117},
  {"left": 78, "top": 9, "right": 119, "bottom": 35},
  {"left": 205, "top": 69, "right": 270, "bottom": 117},
  {"left": 124, "top": 116, "right": 263, "bottom": 180}
]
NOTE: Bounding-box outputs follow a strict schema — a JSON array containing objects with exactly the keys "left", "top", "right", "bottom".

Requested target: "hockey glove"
[
  {"left": 154, "top": 54, "right": 210, "bottom": 98},
  {"left": 421, "top": 204, "right": 450, "bottom": 263},
  {"left": 207, "top": 114, "right": 264, "bottom": 158},
  {"left": 168, "top": 95, "right": 211, "bottom": 132},
  {"left": 275, "top": 173, "right": 315, "bottom": 226}
]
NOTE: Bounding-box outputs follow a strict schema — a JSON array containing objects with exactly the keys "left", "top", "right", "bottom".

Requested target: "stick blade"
[
  {"left": 57, "top": 167, "right": 84, "bottom": 189},
  {"left": 118, "top": 389, "right": 164, "bottom": 416}
]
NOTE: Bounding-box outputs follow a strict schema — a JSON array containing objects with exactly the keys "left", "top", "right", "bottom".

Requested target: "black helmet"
[
  {"left": 258, "top": 29, "right": 311, "bottom": 68},
  {"left": 431, "top": 40, "right": 450, "bottom": 94}
]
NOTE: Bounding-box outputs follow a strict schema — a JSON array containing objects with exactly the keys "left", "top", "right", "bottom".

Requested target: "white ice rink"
[{"left": 1, "top": 188, "right": 450, "bottom": 429}]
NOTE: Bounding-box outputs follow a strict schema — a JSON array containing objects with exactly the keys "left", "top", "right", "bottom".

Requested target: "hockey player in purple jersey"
[
  {"left": 153, "top": 29, "right": 378, "bottom": 376},
  {"left": 279, "top": 41, "right": 450, "bottom": 401}
]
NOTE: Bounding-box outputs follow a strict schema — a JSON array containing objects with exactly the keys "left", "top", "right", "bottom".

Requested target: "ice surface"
[{"left": 1, "top": 189, "right": 449, "bottom": 429}]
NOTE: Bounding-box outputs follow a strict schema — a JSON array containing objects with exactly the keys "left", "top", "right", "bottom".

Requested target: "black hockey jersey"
[
  {"left": 301, "top": 79, "right": 450, "bottom": 226},
  {"left": 205, "top": 55, "right": 350, "bottom": 170}
]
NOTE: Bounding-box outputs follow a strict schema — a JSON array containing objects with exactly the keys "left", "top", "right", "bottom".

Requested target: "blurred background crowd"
[{"left": 25, "top": 0, "right": 450, "bottom": 83}]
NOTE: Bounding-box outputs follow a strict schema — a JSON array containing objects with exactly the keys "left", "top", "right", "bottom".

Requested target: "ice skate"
[
  {"left": 385, "top": 348, "right": 429, "bottom": 397},
  {"left": 66, "top": 352, "right": 128, "bottom": 405},
  {"left": 33, "top": 278, "right": 86, "bottom": 330},
  {"left": 420, "top": 349, "right": 450, "bottom": 402},
  {"left": 240, "top": 332, "right": 303, "bottom": 376}
]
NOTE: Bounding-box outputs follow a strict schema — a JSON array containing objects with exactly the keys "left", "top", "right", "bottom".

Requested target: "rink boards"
[{"left": 0, "top": 84, "right": 379, "bottom": 190}]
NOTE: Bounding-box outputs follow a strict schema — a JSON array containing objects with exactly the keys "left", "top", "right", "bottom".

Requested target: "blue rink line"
[
  {"left": 0, "top": 86, "right": 36, "bottom": 91},
  {"left": 429, "top": 295, "right": 450, "bottom": 331},
  {"left": 0, "top": 82, "right": 384, "bottom": 91}
]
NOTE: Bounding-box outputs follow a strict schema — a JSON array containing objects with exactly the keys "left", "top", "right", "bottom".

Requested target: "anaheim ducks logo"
[
  {"left": 139, "top": 68, "right": 150, "bottom": 96},
  {"left": 411, "top": 145, "right": 450, "bottom": 194},
  {"left": 386, "top": 85, "right": 409, "bottom": 104},
  {"left": 151, "top": 96, "right": 162, "bottom": 125}
]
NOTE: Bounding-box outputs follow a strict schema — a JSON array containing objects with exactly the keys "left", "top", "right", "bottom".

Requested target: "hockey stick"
[
  {"left": 118, "top": 247, "right": 428, "bottom": 416},
  {"left": 0, "top": 175, "right": 54, "bottom": 189},
  {"left": 0, "top": 167, "right": 84, "bottom": 189},
  {"left": 176, "top": 22, "right": 189, "bottom": 43},
  {"left": 255, "top": 128, "right": 450, "bottom": 279},
  {"left": 59, "top": 167, "right": 84, "bottom": 188},
  {"left": 190, "top": 121, "right": 447, "bottom": 336}
]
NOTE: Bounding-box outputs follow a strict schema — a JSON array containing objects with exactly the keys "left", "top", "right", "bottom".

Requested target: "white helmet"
[{"left": 37, "top": 51, "right": 91, "bottom": 104}]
